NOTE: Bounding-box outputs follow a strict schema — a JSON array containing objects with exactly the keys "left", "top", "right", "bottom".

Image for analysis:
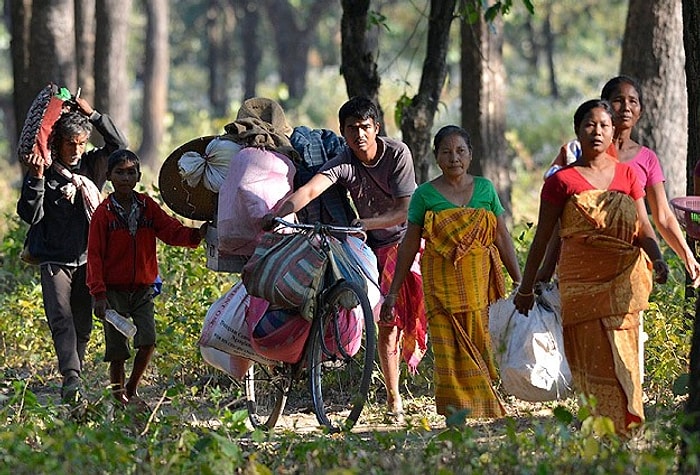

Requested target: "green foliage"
[{"left": 2, "top": 199, "right": 700, "bottom": 472}]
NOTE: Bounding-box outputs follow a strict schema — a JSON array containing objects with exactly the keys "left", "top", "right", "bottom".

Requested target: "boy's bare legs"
[
  {"left": 125, "top": 344, "right": 155, "bottom": 400},
  {"left": 378, "top": 325, "right": 404, "bottom": 421},
  {"left": 109, "top": 360, "right": 127, "bottom": 404}
]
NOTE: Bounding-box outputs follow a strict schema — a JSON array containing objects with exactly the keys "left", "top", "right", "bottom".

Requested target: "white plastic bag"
[
  {"left": 199, "top": 281, "right": 277, "bottom": 367},
  {"left": 178, "top": 137, "right": 242, "bottom": 192},
  {"left": 489, "top": 285, "right": 573, "bottom": 402},
  {"left": 200, "top": 345, "right": 253, "bottom": 380}
]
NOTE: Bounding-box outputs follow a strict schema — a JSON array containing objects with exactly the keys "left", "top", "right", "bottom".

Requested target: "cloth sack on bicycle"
[
  {"left": 248, "top": 299, "right": 312, "bottom": 364},
  {"left": 217, "top": 147, "right": 296, "bottom": 256},
  {"left": 322, "top": 307, "right": 364, "bottom": 358},
  {"left": 200, "top": 345, "right": 252, "bottom": 380},
  {"left": 327, "top": 235, "right": 380, "bottom": 309},
  {"left": 241, "top": 230, "right": 328, "bottom": 321},
  {"left": 199, "top": 281, "right": 277, "bottom": 368},
  {"left": 488, "top": 286, "right": 573, "bottom": 402}
]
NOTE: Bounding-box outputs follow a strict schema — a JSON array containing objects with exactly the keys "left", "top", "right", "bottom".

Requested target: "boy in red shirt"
[{"left": 87, "top": 149, "right": 206, "bottom": 406}]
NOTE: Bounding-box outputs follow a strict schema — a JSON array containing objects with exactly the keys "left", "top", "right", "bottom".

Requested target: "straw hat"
[{"left": 159, "top": 136, "right": 217, "bottom": 221}]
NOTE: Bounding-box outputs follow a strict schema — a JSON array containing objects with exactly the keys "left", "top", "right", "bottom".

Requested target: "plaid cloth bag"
[{"left": 241, "top": 230, "right": 329, "bottom": 320}]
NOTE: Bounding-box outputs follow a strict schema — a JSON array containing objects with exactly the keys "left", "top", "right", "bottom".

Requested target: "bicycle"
[{"left": 244, "top": 218, "right": 378, "bottom": 432}]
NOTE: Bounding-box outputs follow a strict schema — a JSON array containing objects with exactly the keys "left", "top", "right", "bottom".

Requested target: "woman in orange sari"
[
  {"left": 514, "top": 99, "right": 669, "bottom": 434},
  {"left": 381, "top": 125, "right": 521, "bottom": 420}
]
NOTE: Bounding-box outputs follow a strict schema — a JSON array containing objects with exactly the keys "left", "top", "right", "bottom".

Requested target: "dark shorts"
[{"left": 103, "top": 287, "right": 156, "bottom": 361}]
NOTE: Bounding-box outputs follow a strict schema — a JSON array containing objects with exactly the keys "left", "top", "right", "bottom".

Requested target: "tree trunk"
[
  {"left": 8, "top": 0, "right": 32, "bottom": 162},
  {"left": 75, "top": 0, "right": 96, "bottom": 104},
  {"left": 207, "top": 0, "right": 235, "bottom": 117},
  {"left": 682, "top": 0, "right": 700, "bottom": 459},
  {"left": 95, "top": 0, "right": 132, "bottom": 140},
  {"left": 621, "top": 0, "right": 686, "bottom": 201},
  {"left": 138, "top": 0, "right": 169, "bottom": 168},
  {"left": 400, "top": 0, "right": 457, "bottom": 184},
  {"left": 461, "top": 14, "right": 511, "bottom": 217},
  {"left": 340, "top": 0, "right": 383, "bottom": 128},
  {"left": 262, "top": 0, "right": 331, "bottom": 106},
  {"left": 234, "top": 0, "right": 261, "bottom": 100},
  {"left": 233, "top": 0, "right": 262, "bottom": 100},
  {"left": 543, "top": 6, "right": 558, "bottom": 100},
  {"left": 28, "top": 0, "right": 77, "bottom": 96}
]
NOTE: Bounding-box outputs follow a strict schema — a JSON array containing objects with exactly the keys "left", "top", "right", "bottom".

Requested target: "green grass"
[{"left": 2, "top": 178, "right": 700, "bottom": 474}]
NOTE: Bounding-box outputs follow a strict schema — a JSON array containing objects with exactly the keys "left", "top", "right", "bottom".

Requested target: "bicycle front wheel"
[
  {"left": 245, "top": 362, "right": 291, "bottom": 430},
  {"left": 308, "top": 280, "right": 377, "bottom": 432}
]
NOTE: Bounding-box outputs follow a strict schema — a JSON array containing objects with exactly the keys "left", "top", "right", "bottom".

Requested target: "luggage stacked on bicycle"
[
  {"left": 160, "top": 98, "right": 381, "bottom": 431},
  {"left": 243, "top": 219, "right": 379, "bottom": 432}
]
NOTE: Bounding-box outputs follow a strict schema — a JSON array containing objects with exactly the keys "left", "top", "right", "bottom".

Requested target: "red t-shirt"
[{"left": 542, "top": 161, "right": 645, "bottom": 207}]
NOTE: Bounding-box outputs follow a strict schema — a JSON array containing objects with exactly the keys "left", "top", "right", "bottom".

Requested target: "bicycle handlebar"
[{"left": 271, "top": 217, "right": 367, "bottom": 241}]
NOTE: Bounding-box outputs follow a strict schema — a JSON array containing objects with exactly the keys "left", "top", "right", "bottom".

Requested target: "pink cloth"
[
  {"left": 626, "top": 146, "right": 664, "bottom": 189},
  {"left": 375, "top": 242, "right": 428, "bottom": 374},
  {"left": 217, "top": 147, "right": 295, "bottom": 256},
  {"left": 247, "top": 299, "right": 311, "bottom": 364}
]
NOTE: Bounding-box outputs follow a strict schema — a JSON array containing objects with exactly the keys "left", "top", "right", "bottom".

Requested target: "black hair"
[
  {"left": 49, "top": 111, "right": 93, "bottom": 160},
  {"left": 573, "top": 99, "right": 614, "bottom": 134},
  {"left": 338, "top": 96, "right": 380, "bottom": 129},
  {"left": 600, "top": 75, "right": 644, "bottom": 109},
  {"left": 107, "top": 149, "right": 140, "bottom": 175},
  {"left": 433, "top": 125, "right": 473, "bottom": 155},
  {"left": 53, "top": 111, "right": 93, "bottom": 142}
]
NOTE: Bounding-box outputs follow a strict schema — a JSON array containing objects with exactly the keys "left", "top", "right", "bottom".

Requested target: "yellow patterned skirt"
[{"left": 421, "top": 207, "right": 506, "bottom": 418}]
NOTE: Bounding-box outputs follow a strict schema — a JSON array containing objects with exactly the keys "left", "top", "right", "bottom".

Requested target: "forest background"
[
  {"left": 0, "top": 0, "right": 693, "bottom": 227},
  {"left": 3, "top": 0, "right": 700, "bottom": 473}
]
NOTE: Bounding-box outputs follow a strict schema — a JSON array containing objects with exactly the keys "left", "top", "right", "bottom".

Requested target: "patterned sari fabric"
[
  {"left": 557, "top": 190, "right": 652, "bottom": 432},
  {"left": 376, "top": 244, "right": 428, "bottom": 374},
  {"left": 421, "top": 207, "right": 507, "bottom": 418}
]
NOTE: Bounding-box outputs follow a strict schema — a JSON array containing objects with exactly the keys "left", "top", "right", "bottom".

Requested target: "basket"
[
  {"left": 159, "top": 136, "right": 218, "bottom": 221},
  {"left": 670, "top": 197, "right": 700, "bottom": 240}
]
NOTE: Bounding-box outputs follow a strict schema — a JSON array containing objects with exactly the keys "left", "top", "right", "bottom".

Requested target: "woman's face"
[
  {"left": 607, "top": 82, "right": 642, "bottom": 132},
  {"left": 576, "top": 106, "right": 614, "bottom": 156},
  {"left": 435, "top": 133, "right": 471, "bottom": 177}
]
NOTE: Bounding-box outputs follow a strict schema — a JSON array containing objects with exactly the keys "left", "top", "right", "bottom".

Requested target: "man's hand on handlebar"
[{"left": 262, "top": 213, "right": 278, "bottom": 231}]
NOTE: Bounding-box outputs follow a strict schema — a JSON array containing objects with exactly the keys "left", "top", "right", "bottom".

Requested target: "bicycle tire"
[
  {"left": 244, "top": 363, "right": 291, "bottom": 430},
  {"left": 308, "top": 280, "right": 377, "bottom": 432}
]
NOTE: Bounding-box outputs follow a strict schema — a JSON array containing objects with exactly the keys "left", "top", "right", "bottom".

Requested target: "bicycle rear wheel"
[
  {"left": 245, "top": 362, "right": 291, "bottom": 429},
  {"left": 308, "top": 280, "right": 377, "bottom": 432}
]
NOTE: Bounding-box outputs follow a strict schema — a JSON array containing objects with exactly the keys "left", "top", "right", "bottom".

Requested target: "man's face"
[
  {"left": 341, "top": 117, "right": 379, "bottom": 161},
  {"left": 58, "top": 133, "right": 89, "bottom": 167}
]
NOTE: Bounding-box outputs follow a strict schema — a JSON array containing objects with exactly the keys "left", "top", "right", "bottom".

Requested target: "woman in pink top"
[
  {"left": 541, "top": 76, "right": 700, "bottom": 284},
  {"left": 601, "top": 76, "right": 700, "bottom": 283}
]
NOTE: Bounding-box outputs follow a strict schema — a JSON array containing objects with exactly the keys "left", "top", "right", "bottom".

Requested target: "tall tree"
[
  {"left": 621, "top": 0, "right": 686, "bottom": 201},
  {"left": 262, "top": 0, "right": 333, "bottom": 106},
  {"left": 138, "top": 0, "right": 169, "bottom": 167},
  {"left": 95, "top": 0, "right": 132, "bottom": 139},
  {"left": 75, "top": 0, "right": 96, "bottom": 104},
  {"left": 234, "top": 0, "right": 262, "bottom": 100},
  {"left": 399, "top": 0, "right": 457, "bottom": 184},
  {"left": 7, "top": 0, "right": 33, "bottom": 160},
  {"left": 207, "top": 0, "right": 236, "bottom": 117},
  {"left": 461, "top": 11, "right": 510, "bottom": 215},
  {"left": 340, "top": 0, "right": 389, "bottom": 133},
  {"left": 340, "top": 0, "right": 381, "bottom": 113},
  {"left": 682, "top": 0, "right": 700, "bottom": 463},
  {"left": 27, "top": 0, "right": 77, "bottom": 95}
]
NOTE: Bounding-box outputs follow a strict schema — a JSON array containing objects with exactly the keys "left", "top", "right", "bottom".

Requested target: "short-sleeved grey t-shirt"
[{"left": 320, "top": 136, "right": 416, "bottom": 249}]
